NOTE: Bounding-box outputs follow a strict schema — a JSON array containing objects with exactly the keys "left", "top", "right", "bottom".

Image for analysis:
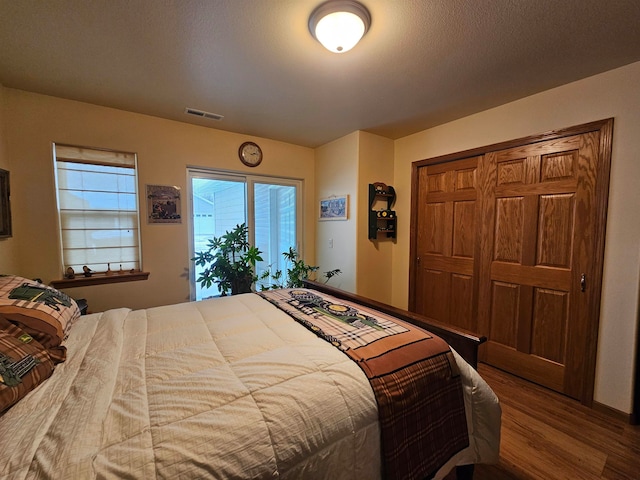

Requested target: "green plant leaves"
[
  {"left": 191, "top": 223, "right": 262, "bottom": 295},
  {"left": 192, "top": 224, "right": 340, "bottom": 295}
]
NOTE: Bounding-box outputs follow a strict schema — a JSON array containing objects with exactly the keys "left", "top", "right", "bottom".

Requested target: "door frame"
[
  {"left": 633, "top": 277, "right": 640, "bottom": 424},
  {"left": 409, "top": 118, "right": 614, "bottom": 405},
  {"left": 186, "top": 167, "right": 304, "bottom": 301}
]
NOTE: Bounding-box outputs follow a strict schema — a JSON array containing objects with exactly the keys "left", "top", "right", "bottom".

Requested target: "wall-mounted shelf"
[{"left": 368, "top": 183, "right": 396, "bottom": 239}]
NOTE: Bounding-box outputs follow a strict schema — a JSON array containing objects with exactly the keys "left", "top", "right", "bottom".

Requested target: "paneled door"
[
  {"left": 410, "top": 119, "right": 613, "bottom": 404},
  {"left": 412, "top": 156, "right": 480, "bottom": 332},
  {"left": 477, "top": 132, "right": 603, "bottom": 400}
]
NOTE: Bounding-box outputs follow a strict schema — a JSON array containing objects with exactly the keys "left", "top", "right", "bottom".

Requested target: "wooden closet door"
[
  {"left": 413, "top": 157, "right": 480, "bottom": 332},
  {"left": 477, "top": 132, "right": 601, "bottom": 400}
]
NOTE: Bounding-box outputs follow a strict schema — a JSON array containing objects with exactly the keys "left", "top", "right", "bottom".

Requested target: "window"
[
  {"left": 53, "top": 144, "right": 142, "bottom": 279},
  {"left": 188, "top": 168, "right": 302, "bottom": 300}
]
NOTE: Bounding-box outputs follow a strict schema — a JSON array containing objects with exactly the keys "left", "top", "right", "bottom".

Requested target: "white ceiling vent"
[{"left": 184, "top": 107, "right": 224, "bottom": 121}]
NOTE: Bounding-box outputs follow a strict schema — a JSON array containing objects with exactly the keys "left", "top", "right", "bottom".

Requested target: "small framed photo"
[
  {"left": 319, "top": 195, "right": 348, "bottom": 221},
  {"left": 147, "top": 184, "right": 182, "bottom": 224}
]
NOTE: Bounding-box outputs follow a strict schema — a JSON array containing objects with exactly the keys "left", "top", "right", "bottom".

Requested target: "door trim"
[
  {"left": 409, "top": 118, "right": 614, "bottom": 406},
  {"left": 186, "top": 168, "right": 303, "bottom": 301}
]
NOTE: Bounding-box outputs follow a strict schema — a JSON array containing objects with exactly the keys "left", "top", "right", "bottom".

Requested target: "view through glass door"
[{"left": 189, "top": 169, "right": 301, "bottom": 300}]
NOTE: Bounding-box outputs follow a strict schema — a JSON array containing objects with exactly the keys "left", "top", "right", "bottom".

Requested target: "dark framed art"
[
  {"left": 0, "top": 169, "right": 11, "bottom": 238},
  {"left": 146, "top": 184, "right": 182, "bottom": 224}
]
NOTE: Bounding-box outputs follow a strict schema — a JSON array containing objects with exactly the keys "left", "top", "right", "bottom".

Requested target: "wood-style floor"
[{"left": 445, "top": 364, "right": 640, "bottom": 480}]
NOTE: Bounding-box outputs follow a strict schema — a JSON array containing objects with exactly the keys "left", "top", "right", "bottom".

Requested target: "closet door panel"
[
  {"left": 452, "top": 201, "right": 475, "bottom": 258},
  {"left": 415, "top": 268, "right": 449, "bottom": 321},
  {"left": 413, "top": 157, "right": 480, "bottom": 332},
  {"left": 479, "top": 133, "right": 599, "bottom": 400},
  {"left": 424, "top": 202, "right": 447, "bottom": 254},
  {"left": 531, "top": 287, "right": 568, "bottom": 363},
  {"left": 494, "top": 197, "right": 524, "bottom": 263},
  {"left": 537, "top": 193, "right": 575, "bottom": 268},
  {"left": 410, "top": 119, "right": 613, "bottom": 405},
  {"left": 451, "top": 273, "right": 474, "bottom": 331},
  {"left": 489, "top": 281, "right": 519, "bottom": 347}
]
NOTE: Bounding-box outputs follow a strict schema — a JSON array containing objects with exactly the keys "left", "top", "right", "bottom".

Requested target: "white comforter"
[{"left": 0, "top": 293, "right": 500, "bottom": 479}]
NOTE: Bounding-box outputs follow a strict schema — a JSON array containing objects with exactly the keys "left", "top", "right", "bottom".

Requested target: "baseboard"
[{"left": 592, "top": 400, "right": 633, "bottom": 424}]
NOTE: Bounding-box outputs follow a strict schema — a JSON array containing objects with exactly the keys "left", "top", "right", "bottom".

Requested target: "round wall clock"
[{"left": 238, "top": 141, "right": 263, "bottom": 167}]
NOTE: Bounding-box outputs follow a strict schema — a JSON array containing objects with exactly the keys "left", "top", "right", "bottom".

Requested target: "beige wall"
[
  {"left": 393, "top": 61, "right": 640, "bottom": 414},
  {"left": 0, "top": 86, "right": 6, "bottom": 170},
  {"left": 315, "top": 132, "right": 358, "bottom": 292},
  {"left": 314, "top": 131, "right": 395, "bottom": 301},
  {"left": 2, "top": 88, "right": 315, "bottom": 312},
  {"left": 356, "top": 131, "right": 394, "bottom": 303},
  {"left": 0, "top": 85, "right": 19, "bottom": 274}
]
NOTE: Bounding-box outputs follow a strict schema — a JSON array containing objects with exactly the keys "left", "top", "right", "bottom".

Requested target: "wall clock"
[{"left": 238, "top": 141, "right": 263, "bottom": 167}]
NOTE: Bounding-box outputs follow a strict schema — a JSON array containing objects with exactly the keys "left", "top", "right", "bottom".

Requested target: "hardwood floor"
[{"left": 445, "top": 364, "right": 640, "bottom": 480}]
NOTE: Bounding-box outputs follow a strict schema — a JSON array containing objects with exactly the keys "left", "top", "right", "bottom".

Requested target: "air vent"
[{"left": 184, "top": 107, "right": 224, "bottom": 121}]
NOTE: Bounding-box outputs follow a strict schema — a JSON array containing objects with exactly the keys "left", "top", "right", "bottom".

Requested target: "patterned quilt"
[
  {"left": 258, "top": 289, "right": 469, "bottom": 480},
  {"left": 1, "top": 292, "right": 501, "bottom": 480}
]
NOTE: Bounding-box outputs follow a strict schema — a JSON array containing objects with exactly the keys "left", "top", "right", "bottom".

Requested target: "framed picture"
[
  {"left": 0, "top": 169, "right": 11, "bottom": 238},
  {"left": 319, "top": 195, "right": 348, "bottom": 221},
  {"left": 147, "top": 184, "right": 182, "bottom": 224}
]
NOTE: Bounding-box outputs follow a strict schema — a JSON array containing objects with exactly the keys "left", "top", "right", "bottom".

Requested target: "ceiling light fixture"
[{"left": 308, "top": 0, "right": 371, "bottom": 53}]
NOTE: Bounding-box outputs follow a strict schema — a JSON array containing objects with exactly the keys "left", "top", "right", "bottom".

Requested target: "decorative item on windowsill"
[
  {"left": 65, "top": 267, "right": 75, "bottom": 279},
  {"left": 82, "top": 266, "right": 92, "bottom": 277}
]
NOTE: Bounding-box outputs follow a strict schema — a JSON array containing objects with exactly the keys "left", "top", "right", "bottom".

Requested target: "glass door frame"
[{"left": 186, "top": 167, "right": 304, "bottom": 300}]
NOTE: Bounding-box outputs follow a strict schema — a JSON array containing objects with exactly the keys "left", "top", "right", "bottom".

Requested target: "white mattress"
[{"left": 0, "top": 293, "right": 500, "bottom": 479}]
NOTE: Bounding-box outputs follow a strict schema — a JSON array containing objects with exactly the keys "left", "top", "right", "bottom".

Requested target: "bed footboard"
[
  {"left": 302, "top": 280, "right": 486, "bottom": 369},
  {"left": 302, "top": 281, "right": 484, "bottom": 480}
]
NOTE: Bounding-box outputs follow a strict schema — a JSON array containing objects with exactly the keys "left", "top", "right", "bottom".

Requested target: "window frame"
[{"left": 51, "top": 143, "right": 146, "bottom": 287}]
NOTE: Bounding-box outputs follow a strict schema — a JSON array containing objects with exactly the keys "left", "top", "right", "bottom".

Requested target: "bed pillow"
[
  {"left": 0, "top": 318, "right": 55, "bottom": 414},
  {"left": 0, "top": 275, "right": 80, "bottom": 364}
]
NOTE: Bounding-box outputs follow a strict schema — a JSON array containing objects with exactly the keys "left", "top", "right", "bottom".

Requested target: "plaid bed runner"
[{"left": 258, "top": 289, "right": 469, "bottom": 480}]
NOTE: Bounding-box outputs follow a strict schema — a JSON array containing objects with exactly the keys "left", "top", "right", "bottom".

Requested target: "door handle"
[{"left": 580, "top": 273, "right": 586, "bottom": 292}]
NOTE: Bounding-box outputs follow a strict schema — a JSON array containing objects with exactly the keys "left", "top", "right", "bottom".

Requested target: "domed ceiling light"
[{"left": 308, "top": 0, "right": 371, "bottom": 53}]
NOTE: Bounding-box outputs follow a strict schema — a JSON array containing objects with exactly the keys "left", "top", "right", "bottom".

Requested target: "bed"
[{"left": 0, "top": 276, "right": 500, "bottom": 480}]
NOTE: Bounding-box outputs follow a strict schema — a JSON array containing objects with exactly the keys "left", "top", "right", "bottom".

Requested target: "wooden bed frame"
[
  {"left": 302, "top": 280, "right": 487, "bottom": 480},
  {"left": 302, "top": 280, "right": 486, "bottom": 369}
]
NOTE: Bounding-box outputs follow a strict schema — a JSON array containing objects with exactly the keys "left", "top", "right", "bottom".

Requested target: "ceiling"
[{"left": 1, "top": 0, "right": 639, "bottom": 148}]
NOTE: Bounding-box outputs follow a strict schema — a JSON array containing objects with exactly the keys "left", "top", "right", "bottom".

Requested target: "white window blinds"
[{"left": 54, "top": 144, "right": 142, "bottom": 275}]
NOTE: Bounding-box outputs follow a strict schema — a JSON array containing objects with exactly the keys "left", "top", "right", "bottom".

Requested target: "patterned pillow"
[
  {"left": 0, "top": 275, "right": 80, "bottom": 364},
  {"left": 0, "top": 318, "right": 55, "bottom": 414}
]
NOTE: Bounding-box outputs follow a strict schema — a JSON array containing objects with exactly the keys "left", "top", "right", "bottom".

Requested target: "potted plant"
[
  {"left": 259, "top": 247, "right": 341, "bottom": 289},
  {"left": 192, "top": 223, "right": 263, "bottom": 296}
]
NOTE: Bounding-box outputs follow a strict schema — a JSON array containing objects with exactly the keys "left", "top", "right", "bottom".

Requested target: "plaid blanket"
[{"left": 258, "top": 289, "right": 469, "bottom": 480}]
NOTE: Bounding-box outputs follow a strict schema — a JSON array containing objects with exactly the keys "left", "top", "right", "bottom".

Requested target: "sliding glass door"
[
  {"left": 253, "top": 181, "right": 298, "bottom": 291},
  {"left": 190, "top": 173, "right": 246, "bottom": 300},
  {"left": 188, "top": 169, "right": 302, "bottom": 300}
]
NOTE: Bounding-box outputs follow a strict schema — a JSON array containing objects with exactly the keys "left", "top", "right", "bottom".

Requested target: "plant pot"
[{"left": 231, "top": 274, "right": 253, "bottom": 295}]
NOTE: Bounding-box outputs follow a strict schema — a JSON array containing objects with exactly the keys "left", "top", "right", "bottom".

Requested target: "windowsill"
[{"left": 50, "top": 271, "right": 150, "bottom": 289}]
